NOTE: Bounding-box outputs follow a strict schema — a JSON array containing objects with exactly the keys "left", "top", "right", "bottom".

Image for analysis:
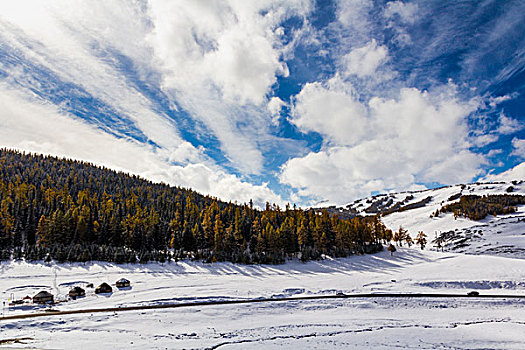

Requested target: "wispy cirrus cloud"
[
  {"left": 0, "top": 82, "right": 284, "bottom": 206},
  {"left": 0, "top": 0, "right": 312, "bottom": 174},
  {"left": 0, "top": 0, "right": 522, "bottom": 207},
  {"left": 511, "top": 138, "right": 525, "bottom": 160},
  {"left": 0, "top": 0, "right": 297, "bottom": 206},
  {"left": 0, "top": 1, "right": 185, "bottom": 151},
  {"left": 147, "top": 0, "right": 313, "bottom": 174}
]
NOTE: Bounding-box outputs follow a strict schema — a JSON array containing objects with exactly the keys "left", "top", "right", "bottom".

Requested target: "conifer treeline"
[
  {"left": 440, "top": 194, "right": 525, "bottom": 221},
  {"left": 0, "top": 149, "right": 387, "bottom": 264}
]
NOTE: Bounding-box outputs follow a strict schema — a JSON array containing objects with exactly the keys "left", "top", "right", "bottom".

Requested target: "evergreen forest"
[
  {"left": 0, "top": 149, "right": 388, "bottom": 264},
  {"left": 440, "top": 194, "right": 525, "bottom": 221}
]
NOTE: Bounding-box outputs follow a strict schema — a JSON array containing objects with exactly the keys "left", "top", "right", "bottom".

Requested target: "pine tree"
[
  {"left": 415, "top": 231, "right": 427, "bottom": 250},
  {"left": 214, "top": 214, "right": 224, "bottom": 253},
  {"left": 387, "top": 243, "right": 396, "bottom": 256},
  {"left": 405, "top": 234, "right": 413, "bottom": 247},
  {"left": 36, "top": 215, "right": 49, "bottom": 247},
  {"left": 394, "top": 226, "right": 407, "bottom": 247}
]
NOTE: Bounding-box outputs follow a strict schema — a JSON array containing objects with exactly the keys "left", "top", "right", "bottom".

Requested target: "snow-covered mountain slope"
[{"left": 321, "top": 181, "right": 525, "bottom": 258}]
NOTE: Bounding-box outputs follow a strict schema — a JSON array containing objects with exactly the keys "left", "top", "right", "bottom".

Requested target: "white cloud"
[
  {"left": 466, "top": 112, "right": 522, "bottom": 148},
  {"left": 471, "top": 133, "right": 499, "bottom": 147},
  {"left": 489, "top": 94, "right": 513, "bottom": 108},
  {"left": 0, "top": 0, "right": 184, "bottom": 152},
  {"left": 147, "top": 0, "right": 312, "bottom": 173},
  {"left": 268, "top": 96, "right": 286, "bottom": 125},
  {"left": 497, "top": 113, "right": 523, "bottom": 135},
  {"left": 483, "top": 162, "right": 525, "bottom": 182},
  {"left": 487, "top": 149, "right": 503, "bottom": 158},
  {"left": 336, "top": 0, "right": 373, "bottom": 35},
  {"left": 148, "top": 0, "right": 305, "bottom": 106},
  {"left": 291, "top": 76, "right": 367, "bottom": 146},
  {"left": 511, "top": 138, "right": 525, "bottom": 160},
  {"left": 282, "top": 81, "right": 484, "bottom": 204},
  {"left": 0, "top": 0, "right": 313, "bottom": 176},
  {"left": 384, "top": 1, "right": 419, "bottom": 24},
  {"left": 342, "top": 40, "right": 389, "bottom": 78},
  {"left": 0, "top": 84, "right": 284, "bottom": 207},
  {"left": 268, "top": 97, "right": 285, "bottom": 116},
  {"left": 382, "top": 1, "right": 419, "bottom": 45}
]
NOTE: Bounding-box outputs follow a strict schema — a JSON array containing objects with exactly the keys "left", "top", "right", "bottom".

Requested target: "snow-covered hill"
[{"left": 320, "top": 181, "right": 525, "bottom": 258}]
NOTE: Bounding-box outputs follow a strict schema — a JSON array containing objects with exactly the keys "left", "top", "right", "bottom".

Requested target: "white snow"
[
  {"left": 341, "top": 181, "right": 525, "bottom": 258},
  {"left": 1, "top": 248, "right": 525, "bottom": 348}
]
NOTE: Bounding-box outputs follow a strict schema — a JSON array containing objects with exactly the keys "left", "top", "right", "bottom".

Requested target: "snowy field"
[{"left": 1, "top": 248, "right": 525, "bottom": 349}]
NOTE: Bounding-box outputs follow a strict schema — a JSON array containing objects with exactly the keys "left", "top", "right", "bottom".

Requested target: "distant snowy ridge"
[{"left": 317, "top": 181, "right": 525, "bottom": 258}]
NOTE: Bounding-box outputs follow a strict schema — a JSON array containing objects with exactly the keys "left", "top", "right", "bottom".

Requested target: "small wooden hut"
[
  {"left": 69, "top": 286, "right": 86, "bottom": 298},
  {"left": 33, "top": 291, "right": 54, "bottom": 304},
  {"left": 116, "top": 278, "right": 130, "bottom": 288},
  {"left": 95, "top": 282, "right": 112, "bottom": 294}
]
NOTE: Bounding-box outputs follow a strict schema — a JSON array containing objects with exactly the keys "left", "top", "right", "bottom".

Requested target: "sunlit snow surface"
[
  {"left": 1, "top": 248, "right": 525, "bottom": 349},
  {"left": 337, "top": 181, "right": 525, "bottom": 258}
]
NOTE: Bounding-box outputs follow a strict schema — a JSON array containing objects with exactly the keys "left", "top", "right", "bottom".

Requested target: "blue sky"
[{"left": 0, "top": 0, "right": 523, "bottom": 207}]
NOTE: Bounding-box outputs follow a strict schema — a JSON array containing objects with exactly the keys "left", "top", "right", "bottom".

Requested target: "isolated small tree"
[
  {"left": 394, "top": 226, "right": 407, "bottom": 246},
  {"left": 387, "top": 243, "right": 397, "bottom": 256},
  {"left": 405, "top": 234, "right": 413, "bottom": 247},
  {"left": 434, "top": 236, "right": 444, "bottom": 252},
  {"left": 415, "top": 231, "right": 427, "bottom": 250}
]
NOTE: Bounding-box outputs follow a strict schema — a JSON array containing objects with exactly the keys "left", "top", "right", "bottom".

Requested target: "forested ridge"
[
  {"left": 0, "top": 149, "right": 387, "bottom": 264},
  {"left": 440, "top": 194, "right": 525, "bottom": 221}
]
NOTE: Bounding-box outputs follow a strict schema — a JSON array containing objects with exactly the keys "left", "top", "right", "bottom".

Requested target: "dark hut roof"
[
  {"left": 70, "top": 286, "right": 85, "bottom": 293},
  {"left": 95, "top": 282, "right": 112, "bottom": 293},
  {"left": 34, "top": 291, "right": 53, "bottom": 298},
  {"left": 117, "top": 278, "right": 129, "bottom": 283}
]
